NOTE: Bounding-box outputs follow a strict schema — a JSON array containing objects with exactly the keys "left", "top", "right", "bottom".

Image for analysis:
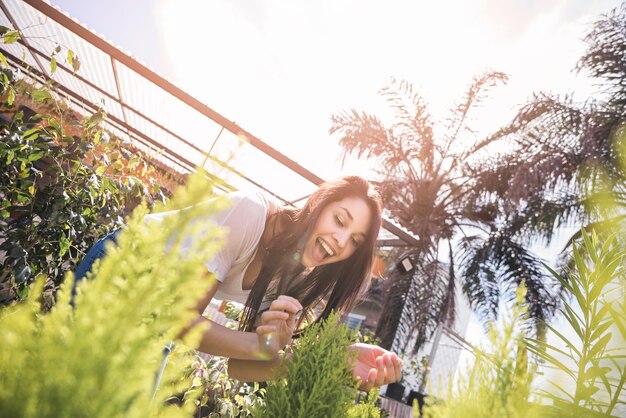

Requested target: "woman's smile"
[{"left": 301, "top": 196, "right": 372, "bottom": 268}]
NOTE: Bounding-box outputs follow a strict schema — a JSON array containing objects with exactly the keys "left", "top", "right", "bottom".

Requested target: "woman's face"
[{"left": 301, "top": 196, "right": 373, "bottom": 268}]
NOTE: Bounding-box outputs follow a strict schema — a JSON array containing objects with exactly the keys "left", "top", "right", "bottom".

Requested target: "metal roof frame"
[{"left": 1, "top": 0, "right": 419, "bottom": 247}]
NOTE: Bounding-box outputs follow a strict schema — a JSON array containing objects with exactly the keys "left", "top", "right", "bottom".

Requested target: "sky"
[
  {"left": 50, "top": 0, "right": 622, "bottom": 181},
  {"left": 48, "top": 0, "right": 624, "bottom": 388}
]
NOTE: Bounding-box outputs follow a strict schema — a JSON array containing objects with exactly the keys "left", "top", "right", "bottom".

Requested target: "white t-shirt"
[{"left": 144, "top": 191, "right": 270, "bottom": 304}]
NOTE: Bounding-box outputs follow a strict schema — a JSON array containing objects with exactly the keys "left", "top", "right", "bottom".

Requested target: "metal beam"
[{"left": 19, "top": 0, "right": 420, "bottom": 247}]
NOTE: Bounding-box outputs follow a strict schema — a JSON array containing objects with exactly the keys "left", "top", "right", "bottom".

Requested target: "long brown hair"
[{"left": 239, "top": 176, "right": 383, "bottom": 332}]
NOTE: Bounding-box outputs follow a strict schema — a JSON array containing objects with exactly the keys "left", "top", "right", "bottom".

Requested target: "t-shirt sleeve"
[{"left": 204, "top": 192, "right": 267, "bottom": 282}]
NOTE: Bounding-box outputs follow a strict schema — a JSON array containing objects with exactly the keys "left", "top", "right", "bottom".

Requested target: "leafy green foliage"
[
  {"left": 168, "top": 354, "right": 266, "bottom": 417},
  {"left": 0, "top": 67, "right": 166, "bottom": 305},
  {"left": 423, "top": 285, "right": 538, "bottom": 418},
  {"left": 0, "top": 170, "right": 227, "bottom": 418},
  {"left": 347, "top": 389, "right": 381, "bottom": 418},
  {"left": 528, "top": 230, "right": 626, "bottom": 417},
  {"left": 261, "top": 311, "right": 359, "bottom": 417}
]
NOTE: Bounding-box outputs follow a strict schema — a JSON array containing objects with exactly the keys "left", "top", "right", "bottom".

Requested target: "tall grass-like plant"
[
  {"left": 423, "top": 285, "right": 538, "bottom": 418},
  {"left": 0, "top": 170, "right": 228, "bottom": 418},
  {"left": 261, "top": 311, "right": 359, "bottom": 418},
  {"left": 527, "top": 230, "right": 626, "bottom": 417}
]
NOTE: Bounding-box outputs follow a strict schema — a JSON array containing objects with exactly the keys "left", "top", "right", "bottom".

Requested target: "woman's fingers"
[
  {"left": 383, "top": 353, "right": 397, "bottom": 383},
  {"left": 255, "top": 324, "right": 278, "bottom": 336},
  {"left": 269, "top": 295, "right": 302, "bottom": 314},
  {"left": 375, "top": 356, "right": 386, "bottom": 386},
  {"left": 261, "top": 310, "right": 289, "bottom": 323},
  {"left": 392, "top": 354, "right": 403, "bottom": 382},
  {"left": 364, "top": 368, "right": 377, "bottom": 391}
]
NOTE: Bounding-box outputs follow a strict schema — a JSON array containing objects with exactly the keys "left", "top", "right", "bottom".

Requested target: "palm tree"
[
  {"left": 330, "top": 72, "right": 560, "bottom": 354},
  {"left": 468, "top": 4, "right": 626, "bottom": 297}
]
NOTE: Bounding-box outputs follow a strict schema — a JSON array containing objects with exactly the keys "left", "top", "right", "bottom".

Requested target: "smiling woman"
[{"left": 73, "top": 175, "right": 403, "bottom": 389}]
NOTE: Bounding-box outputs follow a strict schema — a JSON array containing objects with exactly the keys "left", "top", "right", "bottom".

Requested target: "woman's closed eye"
[{"left": 334, "top": 215, "right": 344, "bottom": 227}]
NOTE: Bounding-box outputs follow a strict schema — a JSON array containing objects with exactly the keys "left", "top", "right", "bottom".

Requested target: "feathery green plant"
[
  {"left": 528, "top": 230, "right": 626, "bottom": 417},
  {"left": 0, "top": 170, "right": 229, "bottom": 418},
  {"left": 261, "top": 311, "right": 359, "bottom": 418},
  {"left": 347, "top": 388, "right": 381, "bottom": 418},
  {"left": 423, "top": 285, "right": 538, "bottom": 418}
]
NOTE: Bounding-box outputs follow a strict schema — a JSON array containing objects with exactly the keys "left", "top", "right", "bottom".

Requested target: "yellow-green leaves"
[
  {"left": 528, "top": 230, "right": 626, "bottom": 417},
  {"left": 424, "top": 285, "right": 537, "bottom": 418},
  {"left": 0, "top": 170, "right": 225, "bottom": 418},
  {"left": 67, "top": 49, "right": 80, "bottom": 74},
  {"left": 2, "top": 30, "right": 19, "bottom": 44},
  {"left": 262, "top": 311, "right": 359, "bottom": 418}
]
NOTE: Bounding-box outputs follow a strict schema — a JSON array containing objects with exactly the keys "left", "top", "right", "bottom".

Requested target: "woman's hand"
[
  {"left": 254, "top": 295, "right": 302, "bottom": 359},
  {"left": 348, "top": 343, "right": 403, "bottom": 391}
]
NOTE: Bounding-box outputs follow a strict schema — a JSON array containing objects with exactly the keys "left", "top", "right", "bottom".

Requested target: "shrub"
[
  {"left": 528, "top": 231, "right": 626, "bottom": 417},
  {"left": 260, "top": 311, "right": 360, "bottom": 418},
  {"left": 423, "top": 285, "right": 537, "bottom": 418},
  {"left": 0, "top": 170, "right": 227, "bottom": 418},
  {"left": 0, "top": 48, "right": 174, "bottom": 305}
]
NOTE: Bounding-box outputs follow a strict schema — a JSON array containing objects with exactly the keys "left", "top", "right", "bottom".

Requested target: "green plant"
[
  {"left": 527, "top": 230, "right": 626, "bottom": 417},
  {"left": 423, "top": 285, "right": 538, "bottom": 418},
  {"left": 0, "top": 46, "right": 167, "bottom": 305},
  {"left": 167, "top": 352, "right": 266, "bottom": 417},
  {"left": 0, "top": 170, "right": 227, "bottom": 418},
  {"left": 347, "top": 388, "right": 382, "bottom": 418},
  {"left": 260, "top": 311, "right": 361, "bottom": 418}
]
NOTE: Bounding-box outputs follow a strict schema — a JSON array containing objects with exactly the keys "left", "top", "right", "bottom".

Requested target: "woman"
[{"left": 74, "top": 176, "right": 402, "bottom": 390}]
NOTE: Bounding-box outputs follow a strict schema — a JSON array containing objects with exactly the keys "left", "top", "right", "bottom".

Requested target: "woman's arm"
[
  {"left": 227, "top": 357, "right": 286, "bottom": 381},
  {"left": 228, "top": 344, "right": 404, "bottom": 389},
  {"left": 181, "top": 275, "right": 302, "bottom": 361},
  {"left": 179, "top": 274, "right": 272, "bottom": 361}
]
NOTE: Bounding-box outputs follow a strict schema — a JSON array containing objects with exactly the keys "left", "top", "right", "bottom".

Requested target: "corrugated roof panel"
[
  {"left": 208, "top": 130, "right": 318, "bottom": 203},
  {"left": 114, "top": 61, "right": 223, "bottom": 153},
  {"left": 0, "top": 42, "right": 40, "bottom": 71},
  {"left": 4, "top": 0, "right": 118, "bottom": 97},
  {"left": 1, "top": 0, "right": 419, "bottom": 247},
  {"left": 49, "top": 64, "right": 124, "bottom": 120}
]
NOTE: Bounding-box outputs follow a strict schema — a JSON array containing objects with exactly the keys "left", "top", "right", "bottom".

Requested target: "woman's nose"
[{"left": 333, "top": 231, "right": 349, "bottom": 248}]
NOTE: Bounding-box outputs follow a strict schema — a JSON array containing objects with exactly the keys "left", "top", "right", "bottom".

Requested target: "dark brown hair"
[{"left": 239, "top": 176, "right": 383, "bottom": 332}]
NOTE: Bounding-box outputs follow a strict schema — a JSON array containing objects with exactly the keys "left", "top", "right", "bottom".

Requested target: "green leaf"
[
  {"left": 95, "top": 165, "right": 107, "bottom": 176},
  {"left": 589, "top": 320, "right": 613, "bottom": 343},
  {"left": 50, "top": 56, "right": 57, "bottom": 74},
  {"left": 31, "top": 89, "right": 52, "bottom": 103},
  {"left": 589, "top": 333, "right": 612, "bottom": 359},
  {"left": 87, "top": 110, "right": 105, "bottom": 128},
  {"left": 3, "top": 30, "right": 19, "bottom": 44},
  {"left": 583, "top": 365, "right": 612, "bottom": 381},
  {"left": 59, "top": 233, "right": 70, "bottom": 257},
  {"left": 67, "top": 50, "right": 80, "bottom": 73},
  {"left": 562, "top": 302, "right": 584, "bottom": 341},
  {"left": 27, "top": 151, "right": 44, "bottom": 162},
  {"left": 608, "top": 305, "right": 626, "bottom": 340},
  {"left": 23, "top": 128, "right": 40, "bottom": 141},
  {"left": 7, "top": 88, "right": 15, "bottom": 105},
  {"left": 0, "top": 51, "right": 8, "bottom": 68},
  {"left": 0, "top": 210, "right": 9, "bottom": 218},
  {"left": 526, "top": 341, "right": 576, "bottom": 380},
  {"left": 128, "top": 156, "right": 141, "bottom": 170},
  {"left": 578, "top": 384, "right": 600, "bottom": 401},
  {"left": 545, "top": 323, "right": 582, "bottom": 358}
]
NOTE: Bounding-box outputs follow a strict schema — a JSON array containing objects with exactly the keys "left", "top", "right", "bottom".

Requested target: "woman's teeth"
[{"left": 318, "top": 238, "right": 335, "bottom": 258}]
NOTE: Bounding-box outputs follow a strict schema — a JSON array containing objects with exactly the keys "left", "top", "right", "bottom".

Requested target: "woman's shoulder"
[{"left": 222, "top": 190, "right": 272, "bottom": 214}]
